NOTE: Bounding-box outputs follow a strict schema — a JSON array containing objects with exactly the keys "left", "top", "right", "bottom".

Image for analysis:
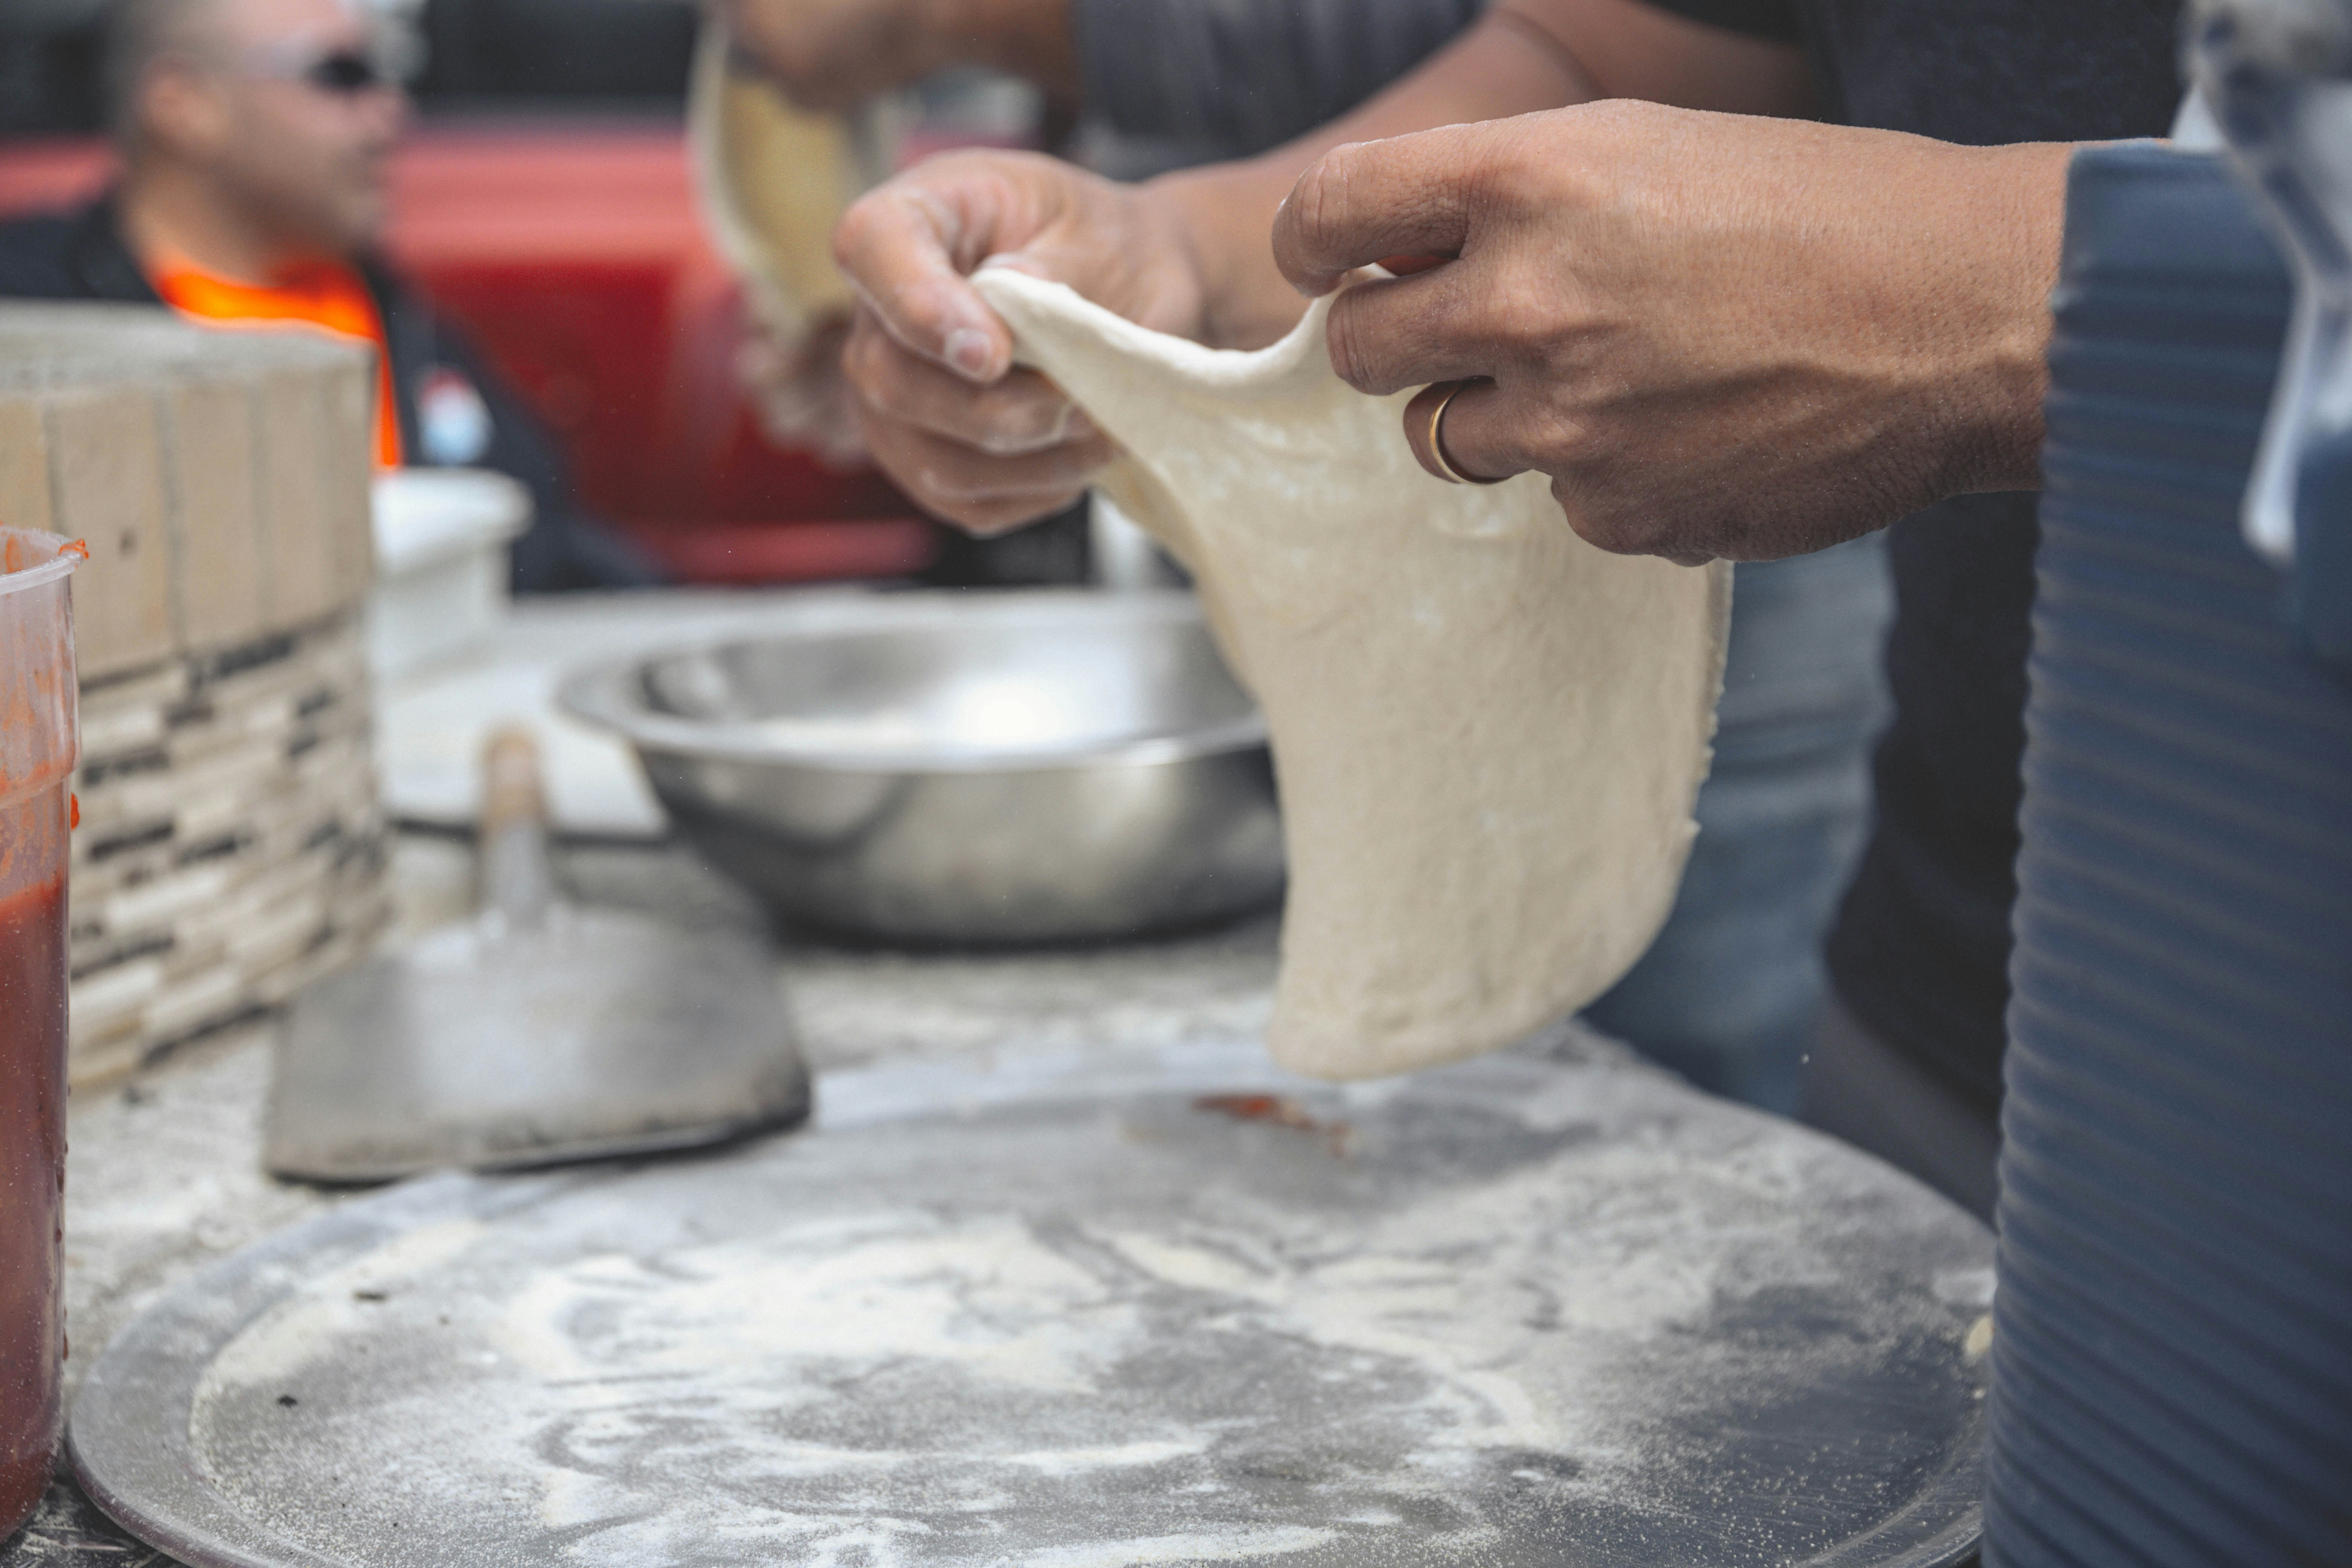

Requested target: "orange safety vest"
[{"left": 149, "top": 256, "right": 403, "bottom": 469}]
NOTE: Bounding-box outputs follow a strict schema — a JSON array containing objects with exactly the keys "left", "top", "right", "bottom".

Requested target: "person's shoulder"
[
  {"left": 0, "top": 198, "right": 157, "bottom": 303},
  {"left": 0, "top": 209, "right": 93, "bottom": 299}
]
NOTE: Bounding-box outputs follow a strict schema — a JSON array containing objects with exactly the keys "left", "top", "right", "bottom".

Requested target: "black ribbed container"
[{"left": 1986, "top": 144, "right": 2352, "bottom": 1566}]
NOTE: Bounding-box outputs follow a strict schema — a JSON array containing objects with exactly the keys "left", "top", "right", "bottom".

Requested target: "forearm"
[
  {"left": 726, "top": 0, "right": 1078, "bottom": 108},
  {"left": 1493, "top": 0, "right": 1813, "bottom": 118},
  {"left": 1070, "top": 0, "right": 1485, "bottom": 157},
  {"left": 1151, "top": 12, "right": 1589, "bottom": 348},
  {"left": 936, "top": 0, "right": 1077, "bottom": 100},
  {"left": 1143, "top": 0, "right": 1814, "bottom": 348}
]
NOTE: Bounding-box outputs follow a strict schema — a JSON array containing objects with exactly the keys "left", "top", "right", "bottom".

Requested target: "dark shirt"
[
  {"left": 1633, "top": 0, "right": 2186, "bottom": 1108},
  {"left": 0, "top": 196, "right": 656, "bottom": 593},
  {"left": 1072, "top": 0, "right": 1487, "bottom": 176}
]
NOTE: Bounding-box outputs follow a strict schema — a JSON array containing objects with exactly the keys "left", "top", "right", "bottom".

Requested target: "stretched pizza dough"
[{"left": 973, "top": 266, "right": 1730, "bottom": 1080}]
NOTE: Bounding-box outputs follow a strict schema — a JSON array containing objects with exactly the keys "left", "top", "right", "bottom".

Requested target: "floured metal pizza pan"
[{"left": 69, "top": 1044, "right": 1994, "bottom": 1568}]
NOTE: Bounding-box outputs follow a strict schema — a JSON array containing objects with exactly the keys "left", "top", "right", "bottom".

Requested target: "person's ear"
[{"left": 139, "top": 58, "right": 233, "bottom": 162}]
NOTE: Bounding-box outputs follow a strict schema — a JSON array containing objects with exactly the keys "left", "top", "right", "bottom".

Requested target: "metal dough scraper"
[{"left": 265, "top": 729, "right": 808, "bottom": 1182}]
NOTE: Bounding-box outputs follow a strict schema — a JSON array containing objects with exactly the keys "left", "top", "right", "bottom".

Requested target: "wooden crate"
[{"left": 0, "top": 305, "right": 388, "bottom": 1083}]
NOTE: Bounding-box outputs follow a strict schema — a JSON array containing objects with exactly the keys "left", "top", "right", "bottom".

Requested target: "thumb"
[{"left": 833, "top": 176, "right": 1018, "bottom": 385}]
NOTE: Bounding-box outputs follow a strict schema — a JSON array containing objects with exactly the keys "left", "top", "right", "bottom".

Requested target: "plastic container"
[
  {"left": 368, "top": 468, "right": 530, "bottom": 682},
  {"left": 1988, "top": 143, "right": 2352, "bottom": 1566},
  {"left": 0, "top": 525, "right": 81, "bottom": 1537}
]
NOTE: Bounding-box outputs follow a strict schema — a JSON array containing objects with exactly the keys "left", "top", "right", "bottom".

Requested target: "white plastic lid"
[{"left": 373, "top": 468, "right": 533, "bottom": 580}]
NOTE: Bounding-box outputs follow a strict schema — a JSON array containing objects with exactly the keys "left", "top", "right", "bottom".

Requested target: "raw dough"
[
  {"left": 973, "top": 267, "right": 1730, "bottom": 1080},
  {"left": 687, "top": 25, "right": 899, "bottom": 345}
]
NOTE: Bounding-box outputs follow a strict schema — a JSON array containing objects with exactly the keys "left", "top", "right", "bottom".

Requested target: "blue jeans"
[{"left": 1582, "top": 534, "right": 1893, "bottom": 1115}]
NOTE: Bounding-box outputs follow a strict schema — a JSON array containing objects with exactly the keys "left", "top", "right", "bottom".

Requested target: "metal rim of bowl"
[{"left": 557, "top": 591, "right": 1270, "bottom": 776}]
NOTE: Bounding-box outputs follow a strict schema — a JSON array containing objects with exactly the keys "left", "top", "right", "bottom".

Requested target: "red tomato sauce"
[{"left": 0, "top": 871, "right": 67, "bottom": 1535}]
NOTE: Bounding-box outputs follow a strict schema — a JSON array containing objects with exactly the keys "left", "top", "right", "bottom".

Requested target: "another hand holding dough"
[{"left": 689, "top": 20, "right": 905, "bottom": 459}]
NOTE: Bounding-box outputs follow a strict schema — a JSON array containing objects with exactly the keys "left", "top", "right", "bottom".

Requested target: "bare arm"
[
  {"left": 1155, "top": 0, "right": 1816, "bottom": 347},
  {"left": 719, "top": 0, "right": 1078, "bottom": 109}
]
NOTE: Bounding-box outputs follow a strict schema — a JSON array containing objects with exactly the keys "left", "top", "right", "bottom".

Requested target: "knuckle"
[
  {"left": 1551, "top": 485, "right": 1656, "bottom": 559},
  {"left": 1288, "top": 145, "right": 1361, "bottom": 261},
  {"left": 840, "top": 326, "right": 897, "bottom": 406},
  {"left": 972, "top": 377, "right": 1076, "bottom": 455},
  {"left": 1583, "top": 96, "right": 1662, "bottom": 141},
  {"left": 954, "top": 492, "right": 1077, "bottom": 536},
  {"left": 1469, "top": 129, "right": 1544, "bottom": 214},
  {"left": 1475, "top": 120, "right": 1598, "bottom": 225},
  {"left": 1522, "top": 403, "right": 1589, "bottom": 466},
  {"left": 975, "top": 415, "right": 1052, "bottom": 457},
  {"left": 915, "top": 463, "right": 983, "bottom": 508},
  {"left": 1322, "top": 300, "right": 1361, "bottom": 386},
  {"left": 914, "top": 456, "right": 1059, "bottom": 511},
  {"left": 830, "top": 196, "right": 884, "bottom": 271},
  {"left": 964, "top": 510, "right": 1033, "bottom": 538},
  {"left": 857, "top": 416, "right": 917, "bottom": 478},
  {"left": 1487, "top": 262, "right": 1553, "bottom": 346},
  {"left": 1321, "top": 299, "right": 1378, "bottom": 392}
]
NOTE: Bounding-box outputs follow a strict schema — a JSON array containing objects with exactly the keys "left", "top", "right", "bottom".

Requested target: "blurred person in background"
[
  {"left": 721, "top": 0, "right": 1893, "bottom": 1120},
  {"left": 0, "top": 0, "right": 658, "bottom": 592}
]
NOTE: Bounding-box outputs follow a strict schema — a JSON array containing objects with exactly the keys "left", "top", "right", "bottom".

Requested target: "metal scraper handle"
[{"left": 479, "top": 726, "right": 554, "bottom": 930}]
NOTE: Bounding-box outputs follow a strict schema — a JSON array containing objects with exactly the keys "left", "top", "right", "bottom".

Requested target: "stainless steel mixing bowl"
[{"left": 559, "top": 591, "right": 1284, "bottom": 944}]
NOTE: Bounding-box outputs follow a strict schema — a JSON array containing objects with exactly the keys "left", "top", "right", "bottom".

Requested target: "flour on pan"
[
  {"left": 494, "top": 1215, "right": 1141, "bottom": 1401},
  {"left": 455, "top": 1193, "right": 1629, "bottom": 1562},
  {"left": 176, "top": 1069, "right": 1993, "bottom": 1568}
]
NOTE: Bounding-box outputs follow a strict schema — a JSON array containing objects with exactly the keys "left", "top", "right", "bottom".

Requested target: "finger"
[
  {"left": 1539, "top": 472, "right": 1720, "bottom": 566},
  {"left": 1272, "top": 130, "right": 1482, "bottom": 297},
  {"left": 844, "top": 312, "right": 1096, "bottom": 455},
  {"left": 1408, "top": 377, "right": 1524, "bottom": 484},
  {"left": 812, "top": 409, "right": 868, "bottom": 470},
  {"left": 833, "top": 174, "right": 1019, "bottom": 385},
  {"left": 1322, "top": 265, "right": 1502, "bottom": 396},
  {"left": 1401, "top": 382, "right": 1462, "bottom": 483},
  {"left": 858, "top": 409, "right": 1115, "bottom": 534}
]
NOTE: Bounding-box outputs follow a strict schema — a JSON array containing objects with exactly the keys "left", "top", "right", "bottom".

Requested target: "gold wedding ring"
[{"left": 1404, "top": 379, "right": 1507, "bottom": 486}]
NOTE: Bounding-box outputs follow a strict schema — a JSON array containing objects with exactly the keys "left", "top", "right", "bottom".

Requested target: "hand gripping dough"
[{"left": 971, "top": 268, "right": 1730, "bottom": 1081}]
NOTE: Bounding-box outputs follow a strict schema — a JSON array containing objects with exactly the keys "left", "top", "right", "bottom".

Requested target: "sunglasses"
[
  {"left": 300, "top": 50, "right": 392, "bottom": 94},
  {"left": 241, "top": 41, "right": 398, "bottom": 96}
]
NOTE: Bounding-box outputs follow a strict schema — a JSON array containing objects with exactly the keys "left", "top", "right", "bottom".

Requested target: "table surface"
[{"left": 5, "top": 832, "right": 1285, "bottom": 1565}]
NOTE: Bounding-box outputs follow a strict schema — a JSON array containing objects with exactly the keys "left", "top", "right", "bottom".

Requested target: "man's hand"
[
  {"left": 718, "top": 0, "right": 1076, "bottom": 111},
  {"left": 833, "top": 151, "right": 1213, "bottom": 533},
  {"left": 1273, "top": 101, "right": 2073, "bottom": 564},
  {"left": 739, "top": 306, "right": 867, "bottom": 468}
]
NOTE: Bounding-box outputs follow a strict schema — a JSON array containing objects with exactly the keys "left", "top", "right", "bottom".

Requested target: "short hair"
[{"left": 102, "top": 0, "right": 221, "bottom": 147}]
